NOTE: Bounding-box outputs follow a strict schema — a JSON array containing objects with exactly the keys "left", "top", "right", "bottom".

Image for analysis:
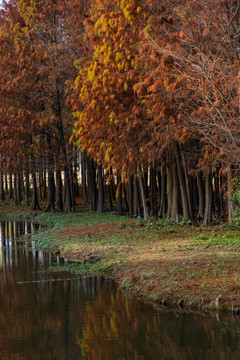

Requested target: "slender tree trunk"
[
  {"left": 43, "top": 164, "right": 47, "bottom": 199},
  {"left": 81, "top": 151, "right": 88, "bottom": 204},
  {"left": 17, "top": 172, "right": 22, "bottom": 204},
  {"left": 31, "top": 171, "right": 41, "bottom": 211},
  {"left": 108, "top": 182, "right": 113, "bottom": 211},
  {"left": 144, "top": 168, "right": 149, "bottom": 201},
  {"left": 117, "top": 174, "right": 123, "bottom": 215},
  {"left": 197, "top": 172, "right": 205, "bottom": 219},
  {"left": 56, "top": 169, "right": 63, "bottom": 211},
  {"left": 167, "top": 160, "right": 173, "bottom": 218},
  {"left": 128, "top": 173, "right": 133, "bottom": 217},
  {"left": 138, "top": 166, "right": 148, "bottom": 220},
  {"left": 4, "top": 172, "right": 8, "bottom": 192},
  {"left": 9, "top": 173, "right": 13, "bottom": 199},
  {"left": 171, "top": 152, "right": 179, "bottom": 220},
  {"left": 227, "top": 169, "right": 234, "bottom": 224},
  {"left": 123, "top": 182, "right": 129, "bottom": 213},
  {"left": 14, "top": 173, "right": 19, "bottom": 205},
  {"left": 46, "top": 150, "right": 55, "bottom": 212},
  {"left": 214, "top": 169, "right": 221, "bottom": 214},
  {"left": 219, "top": 174, "right": 225, "bottom": 219},
  {"left": 70, "top": 161, "right": 76, "bottom": 213},
  {"left": 110, "top": 167, "right": 115, "bottom": 201},
  {"left": 133, "top": 171, "right": 140, "bottom": 217},
  {"left": 39, "top": 171, "right": 43, "bottom": 200},
  {"left": 174, "top": 142, "right": 190, "bottom": 219},
  {"left": 203, "top": 171, "right": 213, "bottom": 225},
  {"left": 179, "top": 144, "right": 192, "bottom": 219},
  {"left": 192, "top": 176, "right": 198, "bottom": 213},
  {"left": 150, "top": 165, "right": 157, "bottom": 216},
  {"left": 87, "top": 157, "right": 97, "bottom": 211},
  {"left": 73, "top": 148, "right": 79, "bottom": 197},
  {"left": 64, "top": 166, "right": 72, "bottom": 213},
  {"left": 0, "top": 171, "right": 5, "bottom": 202},
  {"left": 97, "top": 164, "right": 104, "bottom": 213},
  {"left": 158, "top": 165, "right": 166, "bottom": 217},
  {"left": 24, "top": 165, "right": 30, "bottom": 206}
]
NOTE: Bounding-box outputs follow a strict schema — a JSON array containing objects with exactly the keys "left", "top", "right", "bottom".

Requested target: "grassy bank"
[{"left": 1, "top": 205, "right": 240, "bottom": 313}]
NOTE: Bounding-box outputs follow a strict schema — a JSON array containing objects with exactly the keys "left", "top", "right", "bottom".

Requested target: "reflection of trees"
[
  {"left": 0, "top": 220, "right": 85, "bottom": 360},
  {"left": 0, "top": 220, "right": 240, "bottom": 360},
  {"left": 78, "top": 283, "right": 240, "bottom": 360}
]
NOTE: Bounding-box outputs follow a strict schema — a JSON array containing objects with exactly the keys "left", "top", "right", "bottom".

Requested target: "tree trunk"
[
  {"left": 171, "top": 152, "right": 179, "bottom": 220},
  {"left": 117, "top": 174, "right": 123, "bottom": 215},
  {"left": 110, "top": 167, "right": 115, "bottom": 201},
  {"left": 87, "top": 157, "right": 97, "bottom": 211},
  {"left": 70, "top": 161, "right": 76, "bottom": 213},
  {"left": 150, "top": 165, "right": 157, "bottom": 216},
  {"left": 14, "top": 173, "right": 19, "bottom": 205},
  {"left": 174, "top": 142, "right": 190, "bottom": 219},
  {"left": 227, "top": 170, "right": 234, "bottom": 224},
  {"left": 123, "top": 182, "right": 129, "bottom": 213},
  {"left": 17, "top": 172, "right": 22, "bottom": 204},
  {"left": 203, "top": 171, "right": 213, "bottom": 225},
  {"left": 97, "top": 164, "right": 104, "bottom": 213},
  {"left": 4, "top": 172, "right": 8, "bottom": 192},
  {"left": 214, "top": 169, "right": 221, "bottom": 214},
  {"left": 31, "top": 171, "right": 41, "bottom": 211},
  {"left": 158, "top": 165, "right": 166, "bottom": 217},
  {"left": 179, "top": 144, "right": 192, "bottom": 219},
  {"left": 138, "top": 166, "right": 148, "bottom": 220},
  {"left": 24, "top": 166, "right": 30, "bottom": 206},
  {"left": 43, "top": 165, "right": 47, "bottom": 199},
  {"left": 133, "top": 171, "right": 140, "bottom": 217},
  {"left": 64, "top": 166, "right": 72, "bottom": 213},
  {"left": 46, "top": 159, "right": 55, "bottom": 212},
  {"left": 167, "top": 162, "right": 173, "bottom": 218},
  {"left": 197, "top": 172, "right": 205, "bottom": 219},
  {"left": 56, "top": 169, "right": 63, "bottom": 211},
  {"left": 9, "top": 173, "right": 13, "bottom": 199},
  {"left": 108, "top": 182, "right": 113, "bottom": 211},
  {"left": 73, "top": 148, "right": 79, "bottom": 197},
  {"left": 128, "top": 173, "right": 133, "bottom": 217},
  {"left": 0, "top": 172, "right": 5, "bottom": 202},
  {"left": 82, "top": 151, "right": 88, "bottom": 204}
]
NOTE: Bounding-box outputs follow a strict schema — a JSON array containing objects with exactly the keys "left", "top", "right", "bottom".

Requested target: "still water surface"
[{"left": 0, "top": 219, "right": 239, "bottom": 360}]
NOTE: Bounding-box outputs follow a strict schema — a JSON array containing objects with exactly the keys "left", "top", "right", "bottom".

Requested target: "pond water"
[{"left": 0, "top": 219, "right": 240, "bottom": 360}]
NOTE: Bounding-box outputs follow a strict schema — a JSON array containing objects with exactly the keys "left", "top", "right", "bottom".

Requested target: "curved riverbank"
[{"left": 1, "top": 206, "right": 240, "bottom": 314}]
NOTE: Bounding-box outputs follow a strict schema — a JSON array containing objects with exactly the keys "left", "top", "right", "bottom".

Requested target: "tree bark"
[
  {"left": 227, "top": 169, "right": 234, "bottom": 224},
  {"left": 9, "top": 173, "right": 13, "bottom": 199},
  {"left": 197, "top": 172, "right": 205, "bottom": 219},
  {"left": 174, "top": 142, "right": 190, "bottom": 219},
  {"left": 14, "top": 173, "right": 19, "bottom": 205},
  {"left": 56, "top": 168, "right": 63, "bottom": 211},
  {"left": 117, "top": 174, "right": 123, "bottom": 215},
  {"left": 24, "top": 166, "right": 30, "bottom": 206},
  {"left": 128, "top": 172, "right": 133, "bottom": 217},
  {"left": 171, "top": 152, "right": 179, "bottom": 219},
  {"left": 158, "top": 165, "right": 166, "bottom": 217},
  {"left": 133, "top": 171, "right": 140, "bottom": 217},
  {"left": 31, "top": 171, "right": 41, "bottom": 211},
  {"left": 138, "top": 165, "right": 148, "bottom": 220},
  {"left": 150, "top": 165, "right": 157, "bottom": 216},
  {"left": 97, "top": 164, "right": 104, "bottom": 213},
  {"left": 203, "top": 171, "right": 213, "bottom": 225}
]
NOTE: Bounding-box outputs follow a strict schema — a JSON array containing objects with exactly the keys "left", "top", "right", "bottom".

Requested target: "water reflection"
[{"left": 0, "top": 220, "right": 239, "bottom": 360}]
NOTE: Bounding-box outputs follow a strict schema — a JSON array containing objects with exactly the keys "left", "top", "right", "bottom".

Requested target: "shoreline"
[{"left": 1, "top": 206, "right": 240, "bottom": 315}]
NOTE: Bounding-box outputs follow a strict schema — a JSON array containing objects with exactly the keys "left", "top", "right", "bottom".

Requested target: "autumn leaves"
[{"left": 0, "top": 0, "right": 239, "bottom": 221}]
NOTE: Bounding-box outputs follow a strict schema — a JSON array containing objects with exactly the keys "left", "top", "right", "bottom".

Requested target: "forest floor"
[{"left": 0, "top": 203, "right": 240, "bottom": 314}]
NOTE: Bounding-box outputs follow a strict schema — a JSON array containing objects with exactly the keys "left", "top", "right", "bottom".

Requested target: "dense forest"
[{"left": 0, "top": 0, "right": 239, "bottom": 224}]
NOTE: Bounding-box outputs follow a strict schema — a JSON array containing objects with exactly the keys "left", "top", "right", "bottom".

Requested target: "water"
[{"left": 0, "top": 219, "right": 239, "bottom": 360}]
